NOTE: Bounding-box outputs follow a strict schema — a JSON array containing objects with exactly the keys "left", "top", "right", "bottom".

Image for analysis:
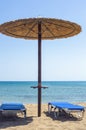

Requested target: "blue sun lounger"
[
  {"left": 0, "top": 103, "right": 26, "bottom": 118},
  {"left": 48, "top": 102, "right": 85, "bottom": 119}
]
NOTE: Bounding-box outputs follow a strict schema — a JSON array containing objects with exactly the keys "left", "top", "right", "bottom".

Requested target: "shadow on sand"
[
  {"left": 44, "top": 111, "right": 80, "bottom": 122},
  {"left": 0, "top": 115, "right": 33, "bottom": 129}
]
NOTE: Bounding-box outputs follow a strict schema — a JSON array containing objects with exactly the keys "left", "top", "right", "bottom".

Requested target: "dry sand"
[{"left": 0, "top": 103, "right": 86, "bottom": 130}]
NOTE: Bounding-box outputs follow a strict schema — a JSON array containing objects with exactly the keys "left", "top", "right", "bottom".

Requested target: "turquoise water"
[{"left": 0, "top": 81, "right": 86, "bottom": 103}]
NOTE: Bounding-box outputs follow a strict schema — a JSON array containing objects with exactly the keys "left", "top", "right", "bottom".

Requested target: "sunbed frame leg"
[
  {"left": 24, "top": 110, "right": 26, "bottom": 118},
  {"left": 54, "top": 108, "right": 60, "bottom": 118},
  {"left": 77, "top": 110, "right": 85, "bottom": 120},
  {"left": 48, "top": 104, "right": 53, "bottom": 114},
  {"left": 54, "top": 108, "right": 57, "bottom": 118}
]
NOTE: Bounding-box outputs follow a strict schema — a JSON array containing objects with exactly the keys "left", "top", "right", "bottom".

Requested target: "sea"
[{"left": 0, "top": 81, "right": 86, "bottom": 104}]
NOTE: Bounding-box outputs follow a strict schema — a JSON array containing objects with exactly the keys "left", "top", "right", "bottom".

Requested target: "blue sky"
[{"left": 0, "top": 0, "right": 86, "bottom": 81}]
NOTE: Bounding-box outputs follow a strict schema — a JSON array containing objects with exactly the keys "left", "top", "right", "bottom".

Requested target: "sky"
[{"left": 0, "top": 0, "right": 86, "bottom": 81}]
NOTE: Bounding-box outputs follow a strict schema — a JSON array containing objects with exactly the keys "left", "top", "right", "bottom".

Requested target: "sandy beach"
[{"left": 0, "top": 103, "right": 86, "bottom": 130}]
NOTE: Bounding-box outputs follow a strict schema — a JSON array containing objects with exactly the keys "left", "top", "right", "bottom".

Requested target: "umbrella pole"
[{"left": 38, "top": 21, "right": 42, "bottom": 117}]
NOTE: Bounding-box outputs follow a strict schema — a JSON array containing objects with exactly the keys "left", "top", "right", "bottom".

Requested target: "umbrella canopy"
[
  {"left": 0, "top": 18, "right": 81, "bottom": 117},
  {"left": 0, "top": 18, "right": 81, "bottom": 39}
]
